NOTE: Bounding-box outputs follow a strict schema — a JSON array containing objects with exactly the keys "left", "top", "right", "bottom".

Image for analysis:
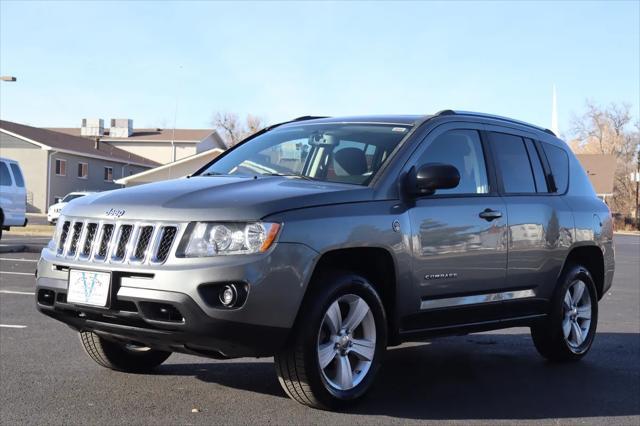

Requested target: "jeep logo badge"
[{"left": 105, "top": 208, "right": 126, "bottom": 218}]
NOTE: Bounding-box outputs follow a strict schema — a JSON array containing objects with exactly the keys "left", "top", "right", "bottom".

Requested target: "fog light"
[{"left": 220, "top": 285, "right": 237, "bottom": 306}]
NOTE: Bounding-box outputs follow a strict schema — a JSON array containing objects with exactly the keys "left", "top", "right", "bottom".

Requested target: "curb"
[{"left": 0, "top": 244, "right": 45, "bottom": 254}]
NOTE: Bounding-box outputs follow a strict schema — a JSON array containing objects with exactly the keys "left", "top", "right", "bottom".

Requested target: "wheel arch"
[
  {"left": 297, "top": 246, "right": 399, "bottom": 344},
  {"left": 561, "top": 244, "right": 605, "bottom": 300}
]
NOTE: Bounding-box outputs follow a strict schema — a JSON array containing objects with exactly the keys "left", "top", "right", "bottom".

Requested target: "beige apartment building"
[
  {"left": 50, "top": 119, "right": 226, "bottom": 165},
  {"left": 0, "top": 120, "right": 157, "bottom": 213}
]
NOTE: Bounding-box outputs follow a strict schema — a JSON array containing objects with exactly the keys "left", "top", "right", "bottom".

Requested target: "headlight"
[{"left": 181, "top": 222, "right": 281, "bottom": 257}]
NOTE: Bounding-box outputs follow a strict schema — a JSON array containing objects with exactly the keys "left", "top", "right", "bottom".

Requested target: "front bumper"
[
  {"left": 36, "top": 242, "right": 318, "bottom": 358},
  {"left": 47, "top": 211, "right": 60, "bottom": 222}
]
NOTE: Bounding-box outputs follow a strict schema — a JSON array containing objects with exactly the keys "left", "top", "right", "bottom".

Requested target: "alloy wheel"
[
  {"left": 317, "top": 294, "right": 376, "bottom": 391},
  {"left": 562, "top": 279, "right": 592, "bottom": 350}
]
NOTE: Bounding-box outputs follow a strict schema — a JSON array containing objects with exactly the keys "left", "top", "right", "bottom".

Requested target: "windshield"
[
  {"left": 62, "top": 193, "right": 86, "bottom": 203},
  {"left": 198, "top": 123, "right": 411, "bottom": 185}
]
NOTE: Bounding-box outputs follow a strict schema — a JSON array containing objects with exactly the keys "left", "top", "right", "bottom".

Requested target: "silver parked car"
[{"left": 36, "top": 111, "right": 615, "bottom": 409}]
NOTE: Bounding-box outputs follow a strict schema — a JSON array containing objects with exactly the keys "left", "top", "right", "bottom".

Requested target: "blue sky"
[{"left": 1, "top": 1, "right": 638, "bottom": 136}]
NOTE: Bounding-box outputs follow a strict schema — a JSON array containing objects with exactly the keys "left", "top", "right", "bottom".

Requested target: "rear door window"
[
  {"left": 542, "top": 143, "right": 570, "bottom": 193},
  {"left": 490, "top": 132, "right": 537, "bottom": 194},
  {"left": 0, "top": 162, "right": 13, "bottom": 186},
  {"left": 9, "top": 164, "right": 25, "bottom": 187}
]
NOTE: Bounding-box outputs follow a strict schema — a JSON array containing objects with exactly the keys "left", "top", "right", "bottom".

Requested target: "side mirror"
[{"left": 405, "top": 163, "right": 460, "bottom": 196}]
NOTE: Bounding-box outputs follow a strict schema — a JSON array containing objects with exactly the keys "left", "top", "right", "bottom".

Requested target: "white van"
[{"left": 0, "top": 157, "right": 27, "bottom": 239}]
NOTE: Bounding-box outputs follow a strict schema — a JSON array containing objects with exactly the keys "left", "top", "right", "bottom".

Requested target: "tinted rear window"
[
  {"left": 9, "top": 164, "right": 24, "bottom": 187},
  {"left": 490, "top": 133, "right": 537, "bottom": 194},
  {"left": 542, "top": 143, "right": 570, "bottom": 193},
  {"left": 0, "top": 162, "right": 12, "bottom": 186}
]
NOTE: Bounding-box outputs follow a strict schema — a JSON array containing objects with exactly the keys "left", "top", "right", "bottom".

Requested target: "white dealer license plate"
[{"left": 67, "top": 269, "right": 111, "bottom": 307}]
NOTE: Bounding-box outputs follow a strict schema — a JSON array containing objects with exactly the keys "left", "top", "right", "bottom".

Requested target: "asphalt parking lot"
[{"left": 0, "top": 235, "right": 638, "bottom": 425}]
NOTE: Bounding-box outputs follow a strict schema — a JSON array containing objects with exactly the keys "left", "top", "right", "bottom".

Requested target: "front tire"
[
  {"left": 79, "top": 331, "right": 171, "bottom": 373},
  {"left": 531, "top": 264, "right": 598, "bottom": 361},
  {"left": 275, "top": 271, "right": 387, "bottom": 409}
]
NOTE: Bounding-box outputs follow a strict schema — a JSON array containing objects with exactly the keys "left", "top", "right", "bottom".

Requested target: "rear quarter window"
[{"left": 542, "top": 143, "right": 570, "bottom": 193}]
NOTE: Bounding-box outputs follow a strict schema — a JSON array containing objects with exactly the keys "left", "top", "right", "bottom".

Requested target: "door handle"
[{"left": 479, "top": 208, "right": 502, "bottom": 221}]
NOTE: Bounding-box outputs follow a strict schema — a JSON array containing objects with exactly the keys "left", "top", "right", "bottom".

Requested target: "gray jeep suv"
[{"left": 36, "top": 111, "right": 614, "bottom": 409}]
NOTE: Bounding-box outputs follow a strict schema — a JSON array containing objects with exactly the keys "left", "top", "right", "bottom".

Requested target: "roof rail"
[
  {"left": 291, "top": 115, "right": 328, "bottom": 122},
  {"left": 435, "top": 110, "right": 556, "bottom": 136}
]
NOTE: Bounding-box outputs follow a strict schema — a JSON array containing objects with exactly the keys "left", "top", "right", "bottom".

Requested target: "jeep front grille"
[
  {"left": 154, "top": 226, "right": 177, "bottom": 263},
  {"left": 56, "top": 219, "right": 179, "bottom": 265},
  {"left": 112, "top": 225, "right": 133, "bottom": 261},
  {"left": 81, "top": 223, "right": 98, "bottom": 258},
  {"left": 131, "top": 226, "right": 154, "bottom": 261},
  {"left": 57, "top": 221, "right": 70, "bottom": 255},
  {"left": 97, "top": 224, "right": 114, "bottom": 259}
]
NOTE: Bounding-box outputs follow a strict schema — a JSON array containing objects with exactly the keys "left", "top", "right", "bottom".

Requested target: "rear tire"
[
  {"left": 274, "top": 270, "right": 387, "bottom": 410},
  {"left": 79, "top": 331, "right": 171, "bottom": 373},
  {"left": 531, "top": 264, "right": 598, "bottom": 362}
]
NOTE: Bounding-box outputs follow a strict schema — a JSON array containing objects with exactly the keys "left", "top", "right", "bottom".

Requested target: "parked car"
[
  {"left": 47, "top": 192, "right": 95, "bottom": 224},
  {"left": 35, "top": 111, "right": 614, "bottom": 409},
  {"left": 0, "top": 157, "right": 27, "bottom": 239}
]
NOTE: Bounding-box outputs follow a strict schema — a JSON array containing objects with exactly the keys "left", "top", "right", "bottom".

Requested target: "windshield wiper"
[
  {"left": 263, "top": 173, "right": 317, "bottom": 181},
  {"left": 199, "top": 171, "right": 226, "bottom": 177}
]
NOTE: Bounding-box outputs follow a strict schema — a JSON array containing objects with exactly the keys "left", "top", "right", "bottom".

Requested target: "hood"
[
  {"left": 64, "top": 176, "right": 373, "bottom": 222},
  {"left": 49, "top": 202, "right": 65, "bottom": 211}
]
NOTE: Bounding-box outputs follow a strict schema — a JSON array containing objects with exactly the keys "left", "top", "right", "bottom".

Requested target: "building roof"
[
  {"left": 0, "top": 120, "right": 159, "bottom": 167},
  {"left": 115, "top": 148, "right": 224, "bottom": 186},
  {"left": 48, "top": 127, "right": 215, "bottom": 143},
  {"left": 576, "top": 154, "right": 617, "bottom": 196}
]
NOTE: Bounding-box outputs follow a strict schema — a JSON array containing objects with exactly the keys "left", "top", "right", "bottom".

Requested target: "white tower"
[{"left": 551, "top": 85, "right": 559, "bottom": 135}]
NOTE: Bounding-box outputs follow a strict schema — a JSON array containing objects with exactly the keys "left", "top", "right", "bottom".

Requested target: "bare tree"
[
  {"left": 246, "top": 114, "right": 264, "bottom": 136},
  {"left": 212, "top": 112, "right": 266, "bottom": 147},
  {"left": 569, "top": 101, "right": 640, "bottom": 215}
]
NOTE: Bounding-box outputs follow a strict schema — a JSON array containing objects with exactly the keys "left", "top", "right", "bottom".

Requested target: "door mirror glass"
[{"left": 406, "top": 163, "right": 460, "bottom": 196}]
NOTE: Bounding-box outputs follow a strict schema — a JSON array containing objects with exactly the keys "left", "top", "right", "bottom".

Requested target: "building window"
[
  {"left": 55, "top": 159, "right": 66, "bottom": 176},
  {"left": 104, "top": 167, "right": 113, "bottom": 182},
  {"left": 77, "top": 162, "right": 88, "bottom": 179}
]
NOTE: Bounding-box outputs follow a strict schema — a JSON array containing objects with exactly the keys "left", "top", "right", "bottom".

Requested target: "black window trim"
[
  {"left": 523, "top": 138, "right": 548, "bottom": 193},
  {"left": 532, "top": 140, "right": 557, "bottom": 193}
]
